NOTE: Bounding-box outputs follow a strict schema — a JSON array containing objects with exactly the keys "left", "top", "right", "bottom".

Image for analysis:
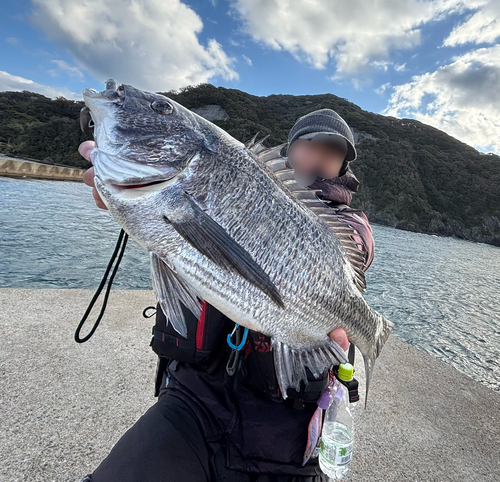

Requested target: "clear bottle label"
[
  {"left": 334, "top": 443, "right": 352, "bottom": 465},
  {"left": 319, "top": 435, "right": 353, "bottom": 466}
]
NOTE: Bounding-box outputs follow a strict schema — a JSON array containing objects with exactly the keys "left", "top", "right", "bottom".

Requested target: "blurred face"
[{"left": 287, "top": 138, "right": 346, "bottom": 180}]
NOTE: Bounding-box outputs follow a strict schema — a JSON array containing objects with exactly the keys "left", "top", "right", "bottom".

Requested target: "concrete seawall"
[
  {"left": 1, "top": 289, "right": 499, "bottom": 481},
  {"left": 0, "top": 155, "right": 85, "bottom": 181}
]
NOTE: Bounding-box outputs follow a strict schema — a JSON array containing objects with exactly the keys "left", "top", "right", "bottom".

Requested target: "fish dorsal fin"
[
  {"left": 245, "top": 131, "right": 260, "bottom": 148},
  {"left": 246, "top": 131, "right": 272, "bottom": 154},
  {"left": 247, "top": 135, "right": 367, "bottom": 293}
]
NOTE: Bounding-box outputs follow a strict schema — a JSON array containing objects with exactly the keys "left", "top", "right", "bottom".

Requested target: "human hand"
[
  {"left": 79, "top": 141, "right": 108, "bottom": 210},
  {"left": 328, "top": 327, "right": 350, "bottom": 351}
]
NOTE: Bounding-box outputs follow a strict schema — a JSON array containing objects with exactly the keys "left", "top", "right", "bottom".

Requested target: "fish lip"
[
  {"left": 82, "top": 87, "right": 101, "bottom": 98},
  {"left": 99, "top": 173, "right": 182, "bottom": 198},
  {"left": 82, "top": 79, "right": 125, "bottom": 101},
  {"left": 81, "top": 80, "right": 125, "bottom": 122},
  {"left": 81, "top": 80, "right": 125, "bottom": 142},
  {"left": 109, "top": 176, "right": 178, "bottom": 190}
]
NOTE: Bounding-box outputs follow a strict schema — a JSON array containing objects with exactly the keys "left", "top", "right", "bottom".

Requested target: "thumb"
[
  {"left": 328, "top": 328, "right": 350, "bottom": 351},
  {"left": 78, "top": 141, "right": 95, "bottom": 164}
]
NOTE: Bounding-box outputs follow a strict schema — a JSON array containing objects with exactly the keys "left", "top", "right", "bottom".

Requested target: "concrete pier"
[
  {"left": 0, "top": 155, "right": 85, "bottom": 181},
  {"left": 1, "top": 289, "right": 499, "bottom": 481}
]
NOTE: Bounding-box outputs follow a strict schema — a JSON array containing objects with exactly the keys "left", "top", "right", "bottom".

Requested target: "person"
[{"left": 77, "top": 108, "right": 374, "bottom": 482}]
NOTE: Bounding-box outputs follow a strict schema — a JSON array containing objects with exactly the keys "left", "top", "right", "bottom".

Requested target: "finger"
[
  {"left": 92, "top": 187, "right": 108, "bottom": 210},
  {"left": 96, "top": 199, "right": 108, "bottom": 210},
  {"left": 78, "top": 141, "right": 95, "bottom": 163},
  {"left": 83, "top": 167, "right": 95, "bottom": 188},
  {"left": 328, "top": 328, "right": 350, "bottom": 351}
]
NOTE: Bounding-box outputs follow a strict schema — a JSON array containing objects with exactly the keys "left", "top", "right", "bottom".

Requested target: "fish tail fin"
[
  {"left": 361, "top": 313, "right": 394, "bottom": 409},
  {"left": 271, "top": 338, "right": 349, "bottom": 399}
]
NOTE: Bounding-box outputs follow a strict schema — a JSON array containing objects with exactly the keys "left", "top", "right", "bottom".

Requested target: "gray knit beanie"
[{"left": 286, "top": 108, "right": 357, "bottom": 162}]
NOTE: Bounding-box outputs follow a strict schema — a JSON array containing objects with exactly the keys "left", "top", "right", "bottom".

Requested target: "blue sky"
[{"left": 1, "top": 0, "right": 499, "bottom": 153}]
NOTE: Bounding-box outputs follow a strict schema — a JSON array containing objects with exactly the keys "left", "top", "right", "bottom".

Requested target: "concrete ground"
[{"left": 1, "top": 289, "right": 499, "bottom": 482}]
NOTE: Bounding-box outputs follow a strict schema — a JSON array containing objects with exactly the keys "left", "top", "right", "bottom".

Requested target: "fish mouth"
[
  {"left": 102, "top": 175, "right": 183, "bottom": 199},
  {"left": 80, "top": 106, "right": 95, "bottom": 137},
  {"left": 113, "top": 179, "right": 167, "bottom": 189},
  {"left": 80, "top": 79, "right": 125, "bottom": 139},
  {"left": 96, "top": 171, "right": 182, "bottom": 200},
  {"left": 110, "top": 177, "right": 177, "bottom": 191},
  {"left": 83, "top": 79, "right": 125, "bottom": 102},
  {"left": 95, "top": 150, "right": 200, "bottom": 198}
]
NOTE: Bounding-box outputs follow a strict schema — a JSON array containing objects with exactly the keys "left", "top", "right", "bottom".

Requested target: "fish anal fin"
[{"left": 272, "top": 338, "right": 349, "bottom": 399}]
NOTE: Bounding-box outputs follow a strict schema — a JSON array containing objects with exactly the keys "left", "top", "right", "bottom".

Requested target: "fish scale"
[{"left": 82, "top": 79, "right": 394, "bottom": 406}]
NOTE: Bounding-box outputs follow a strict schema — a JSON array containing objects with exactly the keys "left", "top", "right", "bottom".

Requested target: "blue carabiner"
[{"left": 226, "top": 323, "right": 249, "bottom": 351}]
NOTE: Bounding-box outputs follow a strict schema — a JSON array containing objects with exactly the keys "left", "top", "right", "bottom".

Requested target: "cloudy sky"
[{"left": 1, "top": 0, "right": 499, "bottom": 154}]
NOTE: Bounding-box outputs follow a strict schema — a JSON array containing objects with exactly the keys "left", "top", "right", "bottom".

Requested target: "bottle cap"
[{"left": 337, "top": 363, "right": 354, "bottom": 381}]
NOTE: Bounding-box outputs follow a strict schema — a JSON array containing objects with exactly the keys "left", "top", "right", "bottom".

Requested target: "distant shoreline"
[{"left": 0, "top": 155, "right": 85, "bottom": 181}]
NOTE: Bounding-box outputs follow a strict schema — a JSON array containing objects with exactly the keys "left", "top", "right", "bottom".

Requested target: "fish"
[{"left": 80, "top": 78, "right": 394, "bottom": 406}]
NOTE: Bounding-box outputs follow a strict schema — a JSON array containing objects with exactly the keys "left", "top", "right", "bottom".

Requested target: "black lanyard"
[{"left": 74, "top": 229, "right": 128, "bottom": 343}]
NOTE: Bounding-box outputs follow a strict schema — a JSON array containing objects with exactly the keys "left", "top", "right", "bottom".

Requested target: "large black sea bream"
[{"left": 80, "top": 79, "right": 394, "bottom": 406}]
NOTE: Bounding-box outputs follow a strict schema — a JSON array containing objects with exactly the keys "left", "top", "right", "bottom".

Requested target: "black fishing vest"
[
  {"left": 147, "top": 300, "right": 336, "bottom": 477},
  {"left": 147, "top": 300, "right": 331, "bottom": 405}
]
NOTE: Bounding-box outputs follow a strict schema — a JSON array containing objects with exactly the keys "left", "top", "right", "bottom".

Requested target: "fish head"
[
  {"left": 80, "top": 79, "right": 221, "bottom": 251},
  {"left": 81, "top": 79, "right": 219, "bottom": 196}
]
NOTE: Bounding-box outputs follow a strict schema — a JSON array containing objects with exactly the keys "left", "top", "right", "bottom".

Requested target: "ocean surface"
[{"left": 1, "top": 176, "right": 499, "bottom": 391}]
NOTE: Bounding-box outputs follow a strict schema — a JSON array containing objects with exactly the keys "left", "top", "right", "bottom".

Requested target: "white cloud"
[
  {"left": 375, "top": 82, "right": 391, "bottom": 95},
  {"left": 370, "top": 60, "right": 407, "bottom": 72},
  {"left": 230, "top": 0, "right": 479, "bottom": 76},
  {"left": 30, "top": 0, "right": 238, "bottom": 92},
  {"left": 371, "top": 60, "right": 392, "bottom": 72},
  {"left": 382, "top": 45, "right": 500, "bottom": 154},
  {"left": 0, "top": 70, "right": 81, "bottom": 100},
  {"left": 48, "top": 60, "right": 84, "bottom": 79},
  {"left": 242, "top": 54, "right": 253, "bottom": 66},
  {"left": 443, "top": 0, "right": 500, "bottom": 46}
]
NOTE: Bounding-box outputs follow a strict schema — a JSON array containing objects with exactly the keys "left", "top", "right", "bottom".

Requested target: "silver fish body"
[{"left": 82, "top": 80, "right": 394, "bottom": 405}]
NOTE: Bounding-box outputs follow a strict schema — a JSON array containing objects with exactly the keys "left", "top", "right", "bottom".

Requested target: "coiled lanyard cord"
[{"left": 74, "top": 229, "right": 128, "bottom": 343}]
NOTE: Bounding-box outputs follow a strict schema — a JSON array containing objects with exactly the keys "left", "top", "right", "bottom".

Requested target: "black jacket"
[{"left": 150, "top": 301, "right": 329, "bottom": 478}]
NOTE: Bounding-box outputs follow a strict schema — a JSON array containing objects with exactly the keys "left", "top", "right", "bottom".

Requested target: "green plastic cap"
[{"left": 337, "top": 363, "right": 354, "bottom": 381}]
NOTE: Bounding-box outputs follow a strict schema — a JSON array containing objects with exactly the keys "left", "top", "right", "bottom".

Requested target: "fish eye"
[{"left": 151, "top": 100, "right": 173, "bottom": 115}]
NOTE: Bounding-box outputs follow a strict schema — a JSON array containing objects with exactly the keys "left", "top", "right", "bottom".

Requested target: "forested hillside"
[{"left": 1, "top": 84, "right": 498, "bottom": 246}]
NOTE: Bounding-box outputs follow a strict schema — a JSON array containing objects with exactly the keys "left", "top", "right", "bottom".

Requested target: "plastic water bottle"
[{"left": 318, "top": 363, "right": 354, "bottom": 480}]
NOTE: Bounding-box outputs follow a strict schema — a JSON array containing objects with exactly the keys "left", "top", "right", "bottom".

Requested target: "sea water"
[{"left": 1, "top": 176, "right": 499, "bottom": 392}]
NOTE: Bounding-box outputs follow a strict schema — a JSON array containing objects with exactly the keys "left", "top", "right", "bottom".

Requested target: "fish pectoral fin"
[
  {"left": 163, "top": 190, "right": 284, "bottom": 308},
  {"left": 271, "top": 338, "right": 349, "bottom": 399},
  {"left": 150, "top": 252, "right": 203, "bottom": 338}
]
